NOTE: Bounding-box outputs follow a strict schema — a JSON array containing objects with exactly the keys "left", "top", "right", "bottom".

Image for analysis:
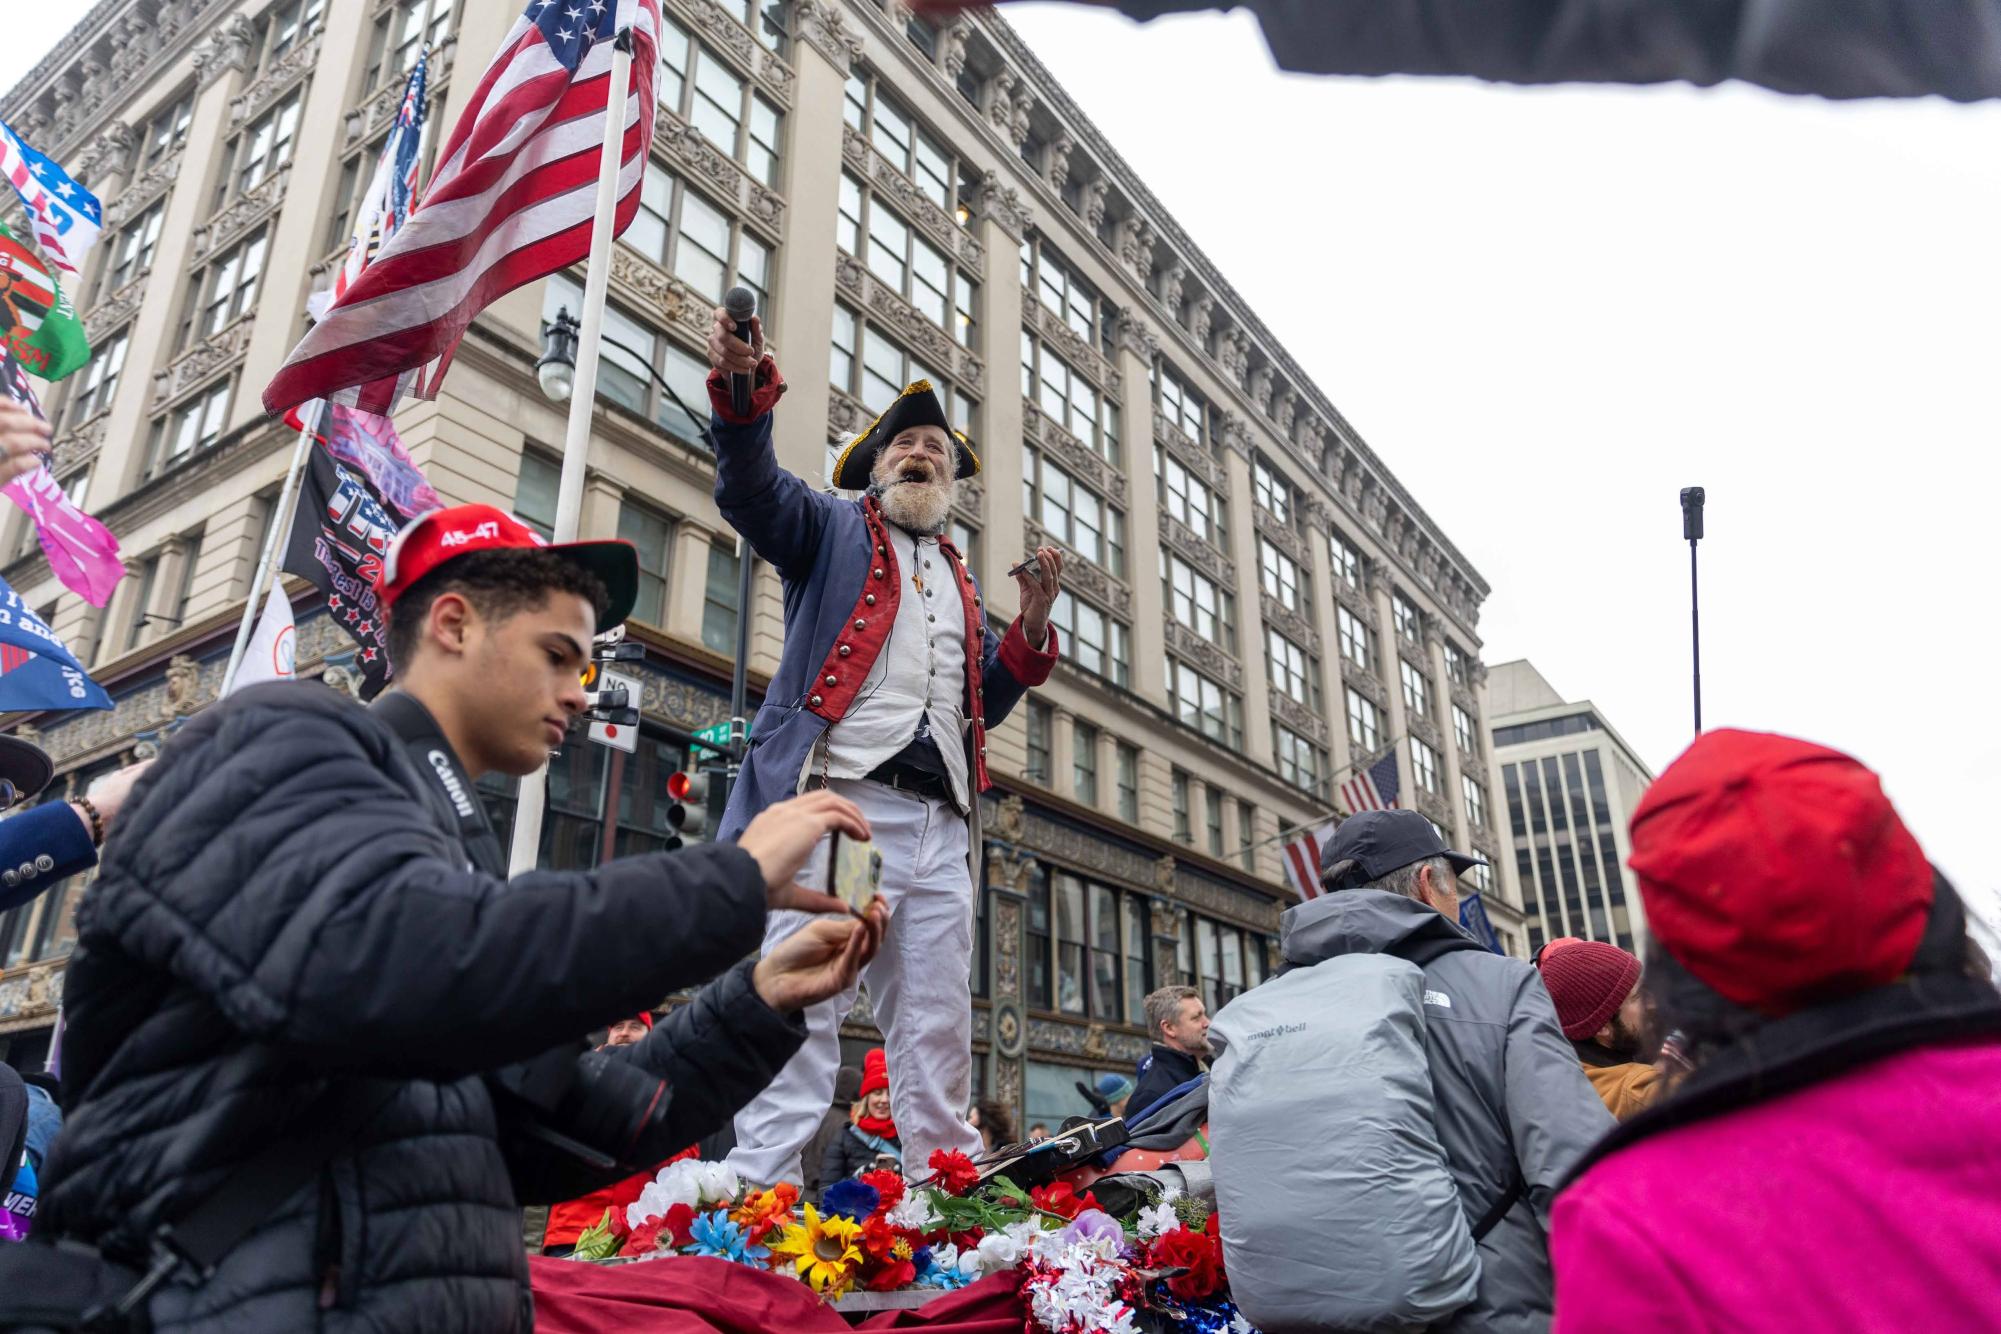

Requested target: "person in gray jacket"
[{"left": 1297, "top": 810, "right": 1612, "bottom": 1332}]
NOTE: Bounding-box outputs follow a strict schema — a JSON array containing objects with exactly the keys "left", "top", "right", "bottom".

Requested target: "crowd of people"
[{"left": 1, "top": 310, "right": 1995, "bottom": 1333}]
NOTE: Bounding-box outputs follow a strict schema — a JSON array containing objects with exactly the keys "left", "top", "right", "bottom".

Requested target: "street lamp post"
[{"left": 538, "top": 308, "right": 756, "bottom": 771}]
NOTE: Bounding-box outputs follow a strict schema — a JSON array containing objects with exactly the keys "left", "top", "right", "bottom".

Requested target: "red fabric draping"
[{"left": 529, "top": 1254, "right": 1023, "bottom": 1333}]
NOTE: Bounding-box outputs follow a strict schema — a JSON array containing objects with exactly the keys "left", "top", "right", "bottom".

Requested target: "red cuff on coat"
[
  {"left": 705, "top": 358, "right": 787, "bottom": 424},
  {"left": 998, "top": 617, "right": 1059, "bottom": 685}
]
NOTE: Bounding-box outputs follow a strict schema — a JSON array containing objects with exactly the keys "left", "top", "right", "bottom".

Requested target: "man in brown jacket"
[{"left": 1536, "top": 939, "right": 1660, "bottom": 1120}]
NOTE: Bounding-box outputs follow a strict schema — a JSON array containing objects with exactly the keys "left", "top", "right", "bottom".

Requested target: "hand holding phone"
[{"left": 826, "top": 829, "right": 883, "bottom": 913}]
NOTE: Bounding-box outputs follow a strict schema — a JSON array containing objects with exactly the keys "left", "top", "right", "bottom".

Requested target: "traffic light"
[{"left": 664, "top": 769, "right": 712, "bottom": 850}]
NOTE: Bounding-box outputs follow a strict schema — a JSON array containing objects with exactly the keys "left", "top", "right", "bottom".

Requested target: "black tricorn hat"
[
  {"left": 0, "top": 734, "right": 54, "bottom": 809},
  {"left": 830, "top": 380, "right": 981, "bottom": 491}
]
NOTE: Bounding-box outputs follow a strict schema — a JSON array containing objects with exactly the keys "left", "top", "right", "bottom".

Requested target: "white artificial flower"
[
  {"left": 974, "top": 1229, "right": 1025, "bottom": 1273},
  {"left": 691, "top": 1159, "right": 740, "bottom": 1205},
  {"left": 1158, "top": 1185, "right": 1183, "bottom": 1206},
  {"left": 928, "top": 1242, "right": 960, "bottom": 1273},
  {"left": 1136, "top": 1201, "right": 1179, "bottom": 1240},
  {"left": 886, "top": 1191, "right": 942, "bottom": 1232},
  {"left": 1229, "top": 1313, "right": 1256, "bottom": 1334}
]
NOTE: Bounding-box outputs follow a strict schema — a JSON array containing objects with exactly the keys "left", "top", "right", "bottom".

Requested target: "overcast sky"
[{"left": 5, "top": 13, "right": 1995, "bottom": 907}]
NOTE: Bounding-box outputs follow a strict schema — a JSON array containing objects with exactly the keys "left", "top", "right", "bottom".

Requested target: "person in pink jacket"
[{"left": 1550, "top": 729, "right": 2001, "bottom": 1332}]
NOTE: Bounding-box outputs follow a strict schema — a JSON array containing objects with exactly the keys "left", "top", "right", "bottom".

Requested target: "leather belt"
[{"left": 864, "top": 759, "right": 953, "bottom": 801}]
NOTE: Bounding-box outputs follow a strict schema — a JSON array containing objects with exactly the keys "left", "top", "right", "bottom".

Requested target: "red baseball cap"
[
  {"left": 1628, "top": 728, "right": 1932, "bottom": 1016},
  {"left": 375, "top": 504, "right": 638, "bottom": 633}
]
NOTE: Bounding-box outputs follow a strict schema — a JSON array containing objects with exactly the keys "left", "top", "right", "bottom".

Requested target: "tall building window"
[
  {"left": 545, "top": 275, "right": 715, "bottom": 446},
  {"left": 1073, "top": 721, "right": 1100, "bottom": 804},
  {"left": 512, "top": 449, "right": 560, "bottom": 536},
  {"left": 1331, "top": 532, "right": 1363, "bottom": 590},
  {"left": 216, "top": 89, "right": 303, "bottom": 206},
  {"left": 1337, "top": 605, "right": 1375, "bottom": 672},
  {"left": 1412, "top": 737, "right": 1440, "bottom": 794},
  {"left": 702, "top": 544, "right": 741, "bottom": 655},
  {"left": 1258, "top": 538, "right": 1302, "bottom": 611},
  {"left": 139, "top": 85, "right": 196, "bottom": 169},
  {"left": 1168, "top": 658, "right": 1243, "bottom": 747},
  {"left": 1393, "top": 592, "right": 1421, "bottom": 645},
  {"left": 1272, "top": 724, "right": 1321, "bottom": 792},
  {"left": 625, "top": 162, "right": 772, "bottom": 308},
  {"left": 1154, "top": 445, "right": 1225, "bottom": 545},
  {"left": 1024, "top": 863, "right": 1051, "bottom": 1009},
  {"left": 841, "top": 71, "right": 973, "bottom": 223},
  {"left": 1204, "top": 785, "right": 1225, "bottom": 855},
  {"left": 100, "top": 203, "right": 164, "bottom": 301},
  {"left": 1153, "top": 360, "right": 1206, "bottom": 443},
  {"left": 1463, "top": 773, "right": 1488, "bottom": 830},
  {"left": 1020, "top": 236, "right": 1114, "bottom": 354},
  {"left": 1116, "top": 743, "right": 1140, "bottom": 823},
  {"left": 1026, "top": 701, "right": 1053, "bottom": 783},
  {"left": 1265, "top": 628, "right": 1317, "bottom": 707},
  {"left": 1032, "top": 873, "right": 1157, "bottom": 1022},
  {"left": 1161, "top": 550, "right": 1234, "bottom": 649},
  {"left": 1445, "top": 640, "right": 1471, "bottom": 687},
  {"left": 1401, "top": 660, "right": 1432, "bottom": 722},
  {"left": 657, "top": 16, "right": 785, "bottom": 185},
  {"left": 1252, "top": 456, "right": 1290, "bottom": 523},
  {"left": 714, "top": 0, "right": 788, "bottom": 52},
  {"left": 618, "top": 502, "right": 673, "bottom": 625},
  {"left": 1020, "top": 333, "right": 1120, "bottom": 462},
  {"left": 1048, "top": 594, "right": 1129, "bottom": 688},
  {"left": 1238, "top": 799, "right": 1257, "bottom": 870},
  {"left": 1122, "top": 895, "right": 1152, "bottom": 1021},
  {"left": 260, "top": 0, "right": 325, "bottom": 66},
  {"left": 1171, "top": 768, "right": 1191, "bottom": 842},
  {"left": 1346, "top": 688, "right": 1380, "bottom": 753},
  {"left": 178, "top": 229, "right": 267, "bottom": 350},
  {"left": 829, "top": 304, "right": 977, "bottom": 425},
  {"left": 143, "top": 380, "right": 232, "bottom": 479},
  {"left": 840, "top": 171, "right": 978, "bottom": 345},
  {"left": 365, "top": 0, "right": 455, "bottom": 93},
  {"left": 62, "top": 332, "right": 127, "bottom": 428},
  {"left": 1022, "top": 445, "right": 1125, "bottom": 577},
  {"left": 167, "top": 530, "right": 204, "bottom": 627},
  {"left": 1453, "top": 703, "right": 1478, "bottom": 756}
]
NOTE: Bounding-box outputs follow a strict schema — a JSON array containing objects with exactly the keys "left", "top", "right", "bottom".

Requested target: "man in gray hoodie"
[{"left": 1295, "top": 810, "right": 1612, "bottom": 1332}]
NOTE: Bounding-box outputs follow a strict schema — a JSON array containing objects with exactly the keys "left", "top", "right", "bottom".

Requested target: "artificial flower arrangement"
[{"left": 569, "top": 1150, "right": 1258, "bottom": 1334}]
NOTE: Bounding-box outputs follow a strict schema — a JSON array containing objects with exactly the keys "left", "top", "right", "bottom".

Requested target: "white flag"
[{"left": 230, "top": 582, "right": 297, "bottom": 693}]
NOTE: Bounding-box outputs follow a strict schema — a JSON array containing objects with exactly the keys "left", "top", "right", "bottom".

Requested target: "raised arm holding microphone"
[{"left": 701, "top": 306, "right": 1064, "bottom": 1188}]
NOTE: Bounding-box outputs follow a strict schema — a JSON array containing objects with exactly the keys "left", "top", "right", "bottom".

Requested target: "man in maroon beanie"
[{"left": 1535, "top": 939, "right": 1658, "bottom": 1120}]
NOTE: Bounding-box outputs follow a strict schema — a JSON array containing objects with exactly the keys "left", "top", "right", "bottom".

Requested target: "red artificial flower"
[
  {"left": 928, "top": 1148, "right": 980, "bottom": 1196},
  {"left": 1148, "top": 1224, "right": 1224, "bottom": 1300},
  {"left": 618, "top": 1203, "right": 697, "bottom": 1258},
  {"left": 1029, "top": 1181, "right": 1102, "bottom": 1220},
  {"left": 619, "top": 1219, "right": 664, "bottom": 1257},
  {"left": 865, "top": 1256, "right": 917, "bottom": 1291},
  {"left": 859, "top": 1169, "right": 905, "bottom": 1215}
]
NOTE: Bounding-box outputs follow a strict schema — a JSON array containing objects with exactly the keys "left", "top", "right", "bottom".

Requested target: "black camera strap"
[{"left": 370, "top": 691, "right": 508, "bottom": 877}]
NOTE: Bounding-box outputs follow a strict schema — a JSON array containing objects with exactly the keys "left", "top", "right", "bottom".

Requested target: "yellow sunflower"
[{"left": 768, "top": 1204, "right": 864, "bottom": 1296}]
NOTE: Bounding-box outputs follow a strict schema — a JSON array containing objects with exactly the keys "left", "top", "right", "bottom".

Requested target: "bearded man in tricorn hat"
[{"left": 702, "top": 306, "right": 1063, "bottom": 1187}]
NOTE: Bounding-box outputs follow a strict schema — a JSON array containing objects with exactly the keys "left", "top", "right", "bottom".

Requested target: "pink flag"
[
  {"left": 321, "top": 403, "right": 443, "bottom": 516},
  {"left": 4, "top": 462, "right": 123, "bottom": 606}
]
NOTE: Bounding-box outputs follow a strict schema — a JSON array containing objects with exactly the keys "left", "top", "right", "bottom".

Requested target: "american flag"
[
  {"left": 1281, "top": 820, "right": 1336, "bottom": 901},
  {"left": 1339, "top": 749, "right": 1401, "bottom": 816},
  {"left": 0, "top": 120, "right": 101, "bottom": 276},
  {"left": 332, "top": 47, "right": 431, "bottom": 307},
  {"left": 263, "top": 0, "right": 661, "bottom": 419}
]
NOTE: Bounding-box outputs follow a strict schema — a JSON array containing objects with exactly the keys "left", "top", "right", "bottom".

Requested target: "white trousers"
[{"left": 726, "top": 778, "right": 983, "bottom": 1187}]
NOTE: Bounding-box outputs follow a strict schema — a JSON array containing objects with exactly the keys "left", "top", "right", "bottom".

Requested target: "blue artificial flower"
[
  {"left": 912, "top": 1246, "right": 969, "bottom": 1290},
  {"left": 687, "top": 1207, "right": 770, "bottom": 1265},
  {"left": 821, "top": 1177, "right": 881, "bottom": 1221}
]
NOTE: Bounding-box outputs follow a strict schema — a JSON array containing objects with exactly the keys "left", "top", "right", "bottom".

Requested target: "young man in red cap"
[
  {"left": 1534, "top": 939, "right": 1659, "bottom": 1120},
  {"left": 35, "top": 505, "right": 886, "bottom": 1334},
  {"left": 1551, "top": 729, "right": 2001, "bottom": 1333},
  {"left": 703, "top": 309, "right": 1064, "bottom": 1189}
]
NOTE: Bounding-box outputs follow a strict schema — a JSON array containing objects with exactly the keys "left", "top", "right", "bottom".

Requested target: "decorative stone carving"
[
  {"left": 1114, "top": 307, "right": 1158, "bottom": 360},
  {"left": 975, "top": 176, "right": 1031, "bottom": 240},
  {"left": 843, "top": 125, "right": 984, "bottom": 269},
  {"left": 986, "top": 69, "right": 1017, "bottom": 133},
  {"left": 1165, "top": 622, "right": 1240, "bottom": 690},
  {"left": 73, "top": 120, "right": 135, "bottom": 184},
  {"left": 1028, "top": 302, "right": 1113, "bottom": 392},
  {"left": 1081, "top": 176, "right": 1108, "bottom": 232},
  {"left": 61, "top": 415, "right": 107, "bottom": 468},
  {"left": 942, "top": 19, "right": 973, "bottom": 79},
  {"left": 757, "top": 49, "right": 795, "bottom": 101},
  {"left": 1045, "top": 132, "right": 1074, "bottom": 191},
  {"left": 1217, "top": 410, "right": 1251, "bottom": 458},
  {"left": 1270, "top": 690, "right": 1326, "bottom": 746},
  {"left": 989, "top": 846, "right": 1036, "bottom": 892},
  {"left": 1262, "top": 594, "right": 1319, "bottom": 651},
  {"left": 826, "top": 390, "right": 869, "bottom": 446},
  {"left": 1186, "top": 292, "right": 1213, "bottom": 344},
  {"left": 162, "top": 655, "right": 203, "bottom": 720},
  {"left": 1253, "top": 504, "right": 1305, "bottom": 565},
  {"left": 1157, "top": 513, "right": 1234, "bottom": 586},
  {"left": 1025, "top": 519, "right": 1129, "bottom": 615},
  {"left": 835, "top": 251, "right": 985, "bottom": 386},
  {"left": 0, "top": 957, "right": 67, "bottom": 1029},
  {"left": 1020, "top": 402, "right": 1120, "bottom": 504},
  {"left": 102, "top": 148, "right": 181, "bottom": 230},
  {"left": 193, "top": 13, "right": 255, "bottom": 88},
  {"left": 682, "top": 0, "right": 758, "bottom": 67},
  {"left": 1245, "top": 362, "right": 1273, "bottom": 413},
  {"left": 320, "top": 664, "right": 366, "bottom": 702},
  {"left": 1117, "top": 215, "right": 1155, "bottom": 285},
  {"left": 86, "top": 273, "right": 147, "bottom": 340},
  {"left": 1215, "top": 326, "right": 1249, "bottom": 381},
  {"left": 153, "top": 319, "right": 256, "bottom": 406},
  {"left": 1298, "top": 414, "right": 1325, "bottom": 461},
  {"left": 993, "top": 793, "right": 1027, "bottom": 842},
  {"left": 192, "top": 162, "right": 290, "bottom": 259},
  {"left": 229, "top": 31, "right": 322, "bottom": 127},
  {"left": 1157, "top": 261, "right": 1185, "bottom": 315},
  {"left": 1273, "top": 388, "right": 1298, "bottom": 437},
  {"left": 796, "top": 0, "right": 864, "bottom": 67},
  {"left": 1007, "top": 99, "right": 1032, "bottom": 153},
  {"left": 609, "top": 248, "right": 710, "bottom": 342},
  {"left": 1153, "top": 854, "right": 1177, "bottom": 894}
]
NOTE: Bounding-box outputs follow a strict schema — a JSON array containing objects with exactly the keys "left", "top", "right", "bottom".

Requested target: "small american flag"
[
  {"left": 1281, "top": 820, "right": 1336, "bottom": 901},
  {"left": 332, "top": 47, "right": 431, "bottom": 307},
  {"left": 0, "top": 121, "right": 100, "bottom": 276},
  {"left": 264, "top": 0, "right": 661, "bottom": 418},
  {"left": 1339, "top": 749, "right": 1402, "bottom": 815}
]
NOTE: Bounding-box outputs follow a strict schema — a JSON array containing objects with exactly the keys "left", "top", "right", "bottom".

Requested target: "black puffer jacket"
[{"left": 41, "top": 683, "right": 806, "bottom": 1332}]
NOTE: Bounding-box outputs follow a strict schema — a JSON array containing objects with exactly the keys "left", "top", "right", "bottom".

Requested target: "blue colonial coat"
[{"left": 706, "top": 379, "right": 1057, "bottom": 842}]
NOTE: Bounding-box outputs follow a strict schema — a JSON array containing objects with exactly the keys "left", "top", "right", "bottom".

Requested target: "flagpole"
[
  {"left": 1239, "top": 732, "right": 1411, "bottom": 858},
  {"left": 508, "top": 24, "right": 636, "bottom": 877},
  {"left": 222, "top": 399, "right": 322, "bottom": 693}
]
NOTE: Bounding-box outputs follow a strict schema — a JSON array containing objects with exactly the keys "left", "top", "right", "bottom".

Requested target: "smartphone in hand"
[{"left": 826, "top": 830, "right": 883, "bottom": 913}]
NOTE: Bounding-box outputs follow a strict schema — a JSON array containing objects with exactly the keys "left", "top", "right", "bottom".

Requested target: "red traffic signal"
[{"left": 666, "top": 771, "right": 694, "bottom": 801}]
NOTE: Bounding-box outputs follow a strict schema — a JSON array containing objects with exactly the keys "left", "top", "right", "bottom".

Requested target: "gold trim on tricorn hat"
[{"left": 830, "top": 379, "right": 982, "bottom": 490}]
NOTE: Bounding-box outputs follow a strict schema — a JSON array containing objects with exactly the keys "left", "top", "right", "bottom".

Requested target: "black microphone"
[
  {"left": 724, "top": 286, "right": 757, "bottom": 419},
  {"left": 1680, "top": 486, "right": 1705, "bottom": 541}
]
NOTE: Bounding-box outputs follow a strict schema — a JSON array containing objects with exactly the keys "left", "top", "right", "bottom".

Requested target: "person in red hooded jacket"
[{"left": 1550, "top": 729, "right": 2001, "bottom": 1332}]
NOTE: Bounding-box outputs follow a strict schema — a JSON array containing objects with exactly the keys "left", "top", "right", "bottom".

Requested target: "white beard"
[{"left": 873, "top": 459, "right": 957, "bottom": 536}]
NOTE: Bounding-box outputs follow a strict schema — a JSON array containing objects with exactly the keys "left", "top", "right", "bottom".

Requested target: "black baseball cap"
[{"left": 1319, "top": 809, "right": 1486, "bottom": 892}]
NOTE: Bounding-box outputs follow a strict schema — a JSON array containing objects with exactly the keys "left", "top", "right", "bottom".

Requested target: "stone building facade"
[{"left": 0, "top": 0, "right": 1523, "bottom": 1130}]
